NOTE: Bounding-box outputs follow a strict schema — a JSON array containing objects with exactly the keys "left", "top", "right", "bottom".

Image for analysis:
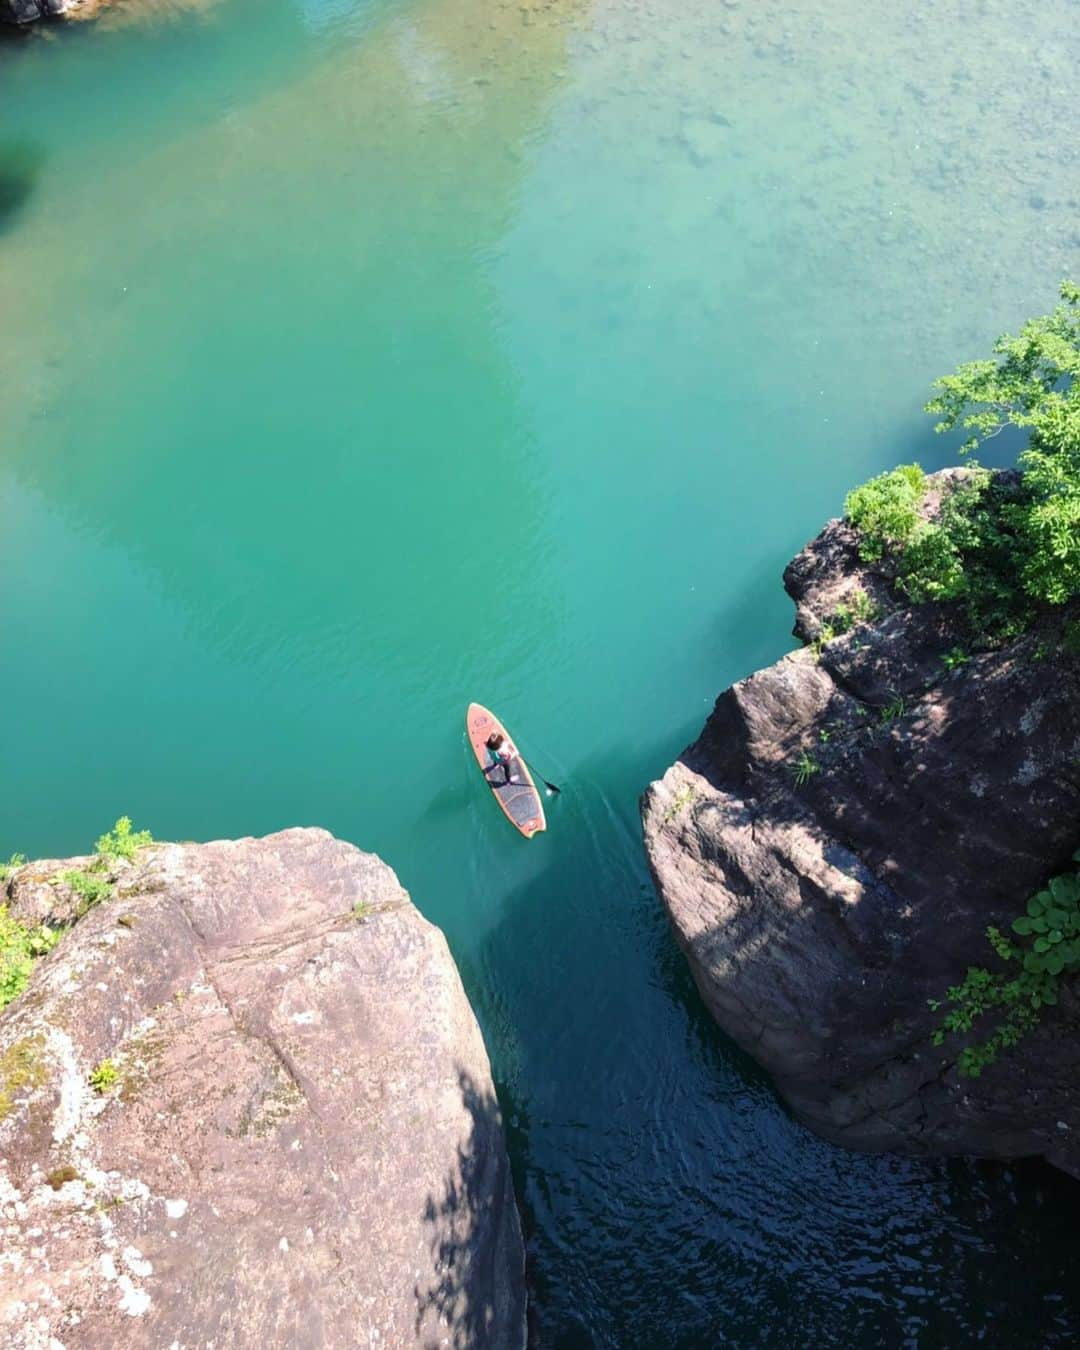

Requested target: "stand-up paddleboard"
[{"left": 466, "top": 703, "right": 547, "bottom": 838}]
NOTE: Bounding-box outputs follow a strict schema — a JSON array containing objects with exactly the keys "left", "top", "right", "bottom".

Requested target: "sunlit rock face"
[
  {"left": 643, "top": 473, "right": 1080, "bottom": 1176},
  {"left": 0, "top": 828, "right": 526, "bottom": 1347}
]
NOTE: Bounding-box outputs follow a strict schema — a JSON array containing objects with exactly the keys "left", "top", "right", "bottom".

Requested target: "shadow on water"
[
  {"left": 414, "top": 1066, "right": 526, "bottom": 1349},
  {"left": 448, "top": 720, "right": 1080, "bottom": 1347},
  {"left": 0, "top": 141, "right": 43, "bottom": 234},
  {"left": 420, "top": 775, "right": 473, "bottom": 827},
  {"left": 0, "top": 24, "right": 34, "bottom": 48}
]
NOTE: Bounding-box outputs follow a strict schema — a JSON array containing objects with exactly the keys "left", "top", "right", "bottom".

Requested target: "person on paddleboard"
[{"left": 484, "top": 731, "right": 519, "bottom": 786}]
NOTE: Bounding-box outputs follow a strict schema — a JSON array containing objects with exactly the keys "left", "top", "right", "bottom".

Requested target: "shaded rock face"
[
  {"left": 1, "top": 0, "right": 74, "bottom": 23},
  {"left": 642, "top": 495, "right": 1080, "bottom": 1175},
  {"left": 0, "top": 828, "right": 526, "bottom": 1348},
  {"left": 0, "top": 0, "right": 208, "bottom": 26}
]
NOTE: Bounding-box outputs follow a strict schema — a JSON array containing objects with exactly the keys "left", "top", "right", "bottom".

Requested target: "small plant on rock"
[
  {"left": 60, "top": 869, "right": 114, "bottom": 915},
  {"left": 941, "top": 646, "right": 970, "bottom": 671},
  {"left": 95, "top": 817, "right": 152, "bottom": 862},
  {"left": 89, "top": 1059, "right": 120, "bottom": 1094},
  {"left": 832, "top": 590, "right": 881, "bottom": 631},
  {"left": 661, "top": 785, "right": 697, "bottom": 824},
  {"left": 810, "top": 590, "right": 882, "bottom": 658},
  {"left": 790, "top": 752, "right": 821, "bottom": 787}
]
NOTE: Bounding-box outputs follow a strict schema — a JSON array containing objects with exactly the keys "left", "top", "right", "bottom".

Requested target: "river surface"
[{"left": 3, "top": 0, "right": 1080, "bottom": 1343}]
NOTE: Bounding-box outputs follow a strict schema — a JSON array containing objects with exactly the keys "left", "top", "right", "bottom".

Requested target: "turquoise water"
[{"left": 3, "top": 0, "right": 1080, "bottom": 1341}]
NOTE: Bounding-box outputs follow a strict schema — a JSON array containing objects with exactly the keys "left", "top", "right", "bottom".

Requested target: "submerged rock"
[
  {"left": 0, "top": 828, "right": 526, "bottom": 1347},
  {"left": 642, "top": 482, "right": 1080, "bottom": 1175}
]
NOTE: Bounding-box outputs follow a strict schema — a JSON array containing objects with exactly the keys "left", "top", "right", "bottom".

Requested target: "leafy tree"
[
  {"left": 844, "top": 283, "right": 1080, "bottom": 624},
  {"left": 925, "top": 281, "right": 1080, "bottom": 607},
  {"left": 844, "top": 464, "right": 926, "bottom": 561}
]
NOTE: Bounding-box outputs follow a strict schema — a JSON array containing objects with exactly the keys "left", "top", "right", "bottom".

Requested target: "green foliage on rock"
[
  {"left": 847, "top": 283, "right": 1080, "bottom": 627},
  {"left": 941, "top": 646, "right": 971, "bottom": 671},
  {"left": 931, "top": 852, "right": 1080, "bottom": 1076},
  {"left": 59, "top": 869, "right": 114, "bottom": 914},
  {"left": 0, "top": 818, "right": 154, "bottom": 1009},
  {"left": 89, "top": 1058, "right": 120, "bottom": 1094},
  {"left": 95, "top": 816, "right": 153, "bottom": 862},
  {"left": 0, "top": 907, "right": 59, "bottom": 1011},
  {"left": 790, "top": 751, "right": 820, "bottom": 787},
  {"left": 844, "top": 464, "right": 926, "bottom": 561},
  {"left": 810, "top": 589, "right": 881, "bottom": 656},
  {"left": 879, "top": 696, "right": 906, "bottom": 723},
  {"left": 0, "top": 854, "right": 26, "bottom": 883},
  {"left": 54, "top": 817, "right": 153, "bottom": 916}
]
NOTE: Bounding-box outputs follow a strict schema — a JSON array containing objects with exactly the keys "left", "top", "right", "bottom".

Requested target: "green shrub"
[
  {"left": 925, "top": 280, "right": 1080, "bottom": 610},
  {"left": 60, "top": 870, "right": 114, "bottom": 913},
  {"left": 0, "top": 854, "right": 26, "bottom": 884},
  {"left": 845, "top": 284, "right": 1079, "bottom": 631},
  {"left": 0, "top": 905, "right": 59, "bottom": 1011},
  {"left": 1017, "top": 401, "right": 1080, "bottom": 604},
  {"left": 95, "top": 817, "right": 152, "bottom": 862},
  {"left": 844, "top": 464, "right": 926, "bottom": 561},
  {"left": 931, "top": 852, "right": 1080, "bottom": 1075},
  {"left": 897, "top": 524, "right": 967, "bottom": 602}
]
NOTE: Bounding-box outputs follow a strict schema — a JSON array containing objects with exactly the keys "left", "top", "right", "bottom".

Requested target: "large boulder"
[
  {"left": 0, "top": 828, "right": 526, "bottom": 1347},
  {"left": 642, "top": 484, "right": 1080, "bottom": 1175},
  {"left": 1, "top": 0, "right": 77, "bottom": 22}
]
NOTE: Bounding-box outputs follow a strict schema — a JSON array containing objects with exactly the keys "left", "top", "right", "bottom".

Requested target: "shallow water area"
[{"left": 2, "top": 0, "right": 1080, "bottom": 1343}]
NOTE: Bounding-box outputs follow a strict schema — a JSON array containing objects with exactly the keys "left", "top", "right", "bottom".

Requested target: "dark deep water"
[{"left": 2, "top": 0, "right": 1079, "bottom": 1342}]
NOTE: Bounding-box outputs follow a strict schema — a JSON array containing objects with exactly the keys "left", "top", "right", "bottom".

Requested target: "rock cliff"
[
  {"left": 0, "top": 828, "right": 526, "bottom": 1348},
  {"left": 642, "top": 485, "right": 1080, "bottom": 1175},
  {"left": 2, "top": 0, "right": 78, "bottom": 22}
]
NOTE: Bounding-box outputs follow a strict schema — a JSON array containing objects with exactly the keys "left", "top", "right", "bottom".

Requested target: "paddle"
[{"left": 518, "top": 745, "right": 561, "bottom": 796}]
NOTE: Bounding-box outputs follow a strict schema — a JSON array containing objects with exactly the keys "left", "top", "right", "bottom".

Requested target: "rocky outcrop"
[
  {"left": 0, "top": 828, "right": 525, "bottom": 1347},
  {"left": 642, "top": 485, "right": 1080, "bottom": 1175},
  {"left": 1, "top": 0, "right": 78, "bottom": 23},
  {"left": 0, "top": 0, "right": 185, "bottom": 25}
]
